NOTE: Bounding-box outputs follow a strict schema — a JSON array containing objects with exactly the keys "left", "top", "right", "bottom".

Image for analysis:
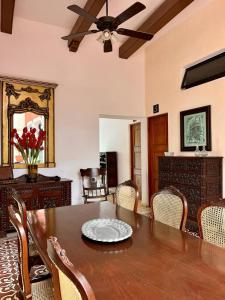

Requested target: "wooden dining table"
[{"left": 28, "top": 201, "right": 225, "bottom": 300}]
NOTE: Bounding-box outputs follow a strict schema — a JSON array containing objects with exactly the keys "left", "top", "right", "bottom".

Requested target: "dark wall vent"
[{"left": 181, "top": 51, "right": 225, "bottom": 89}]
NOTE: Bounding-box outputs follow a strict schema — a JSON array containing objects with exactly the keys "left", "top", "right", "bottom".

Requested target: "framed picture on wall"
[{"left": 180, "top": 105, "right": 211, "bottom": 151}]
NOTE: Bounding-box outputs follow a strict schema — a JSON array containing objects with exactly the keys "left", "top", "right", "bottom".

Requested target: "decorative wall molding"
[
  {"left": 8, "top": 97, "right": 49, "bottom": 118},
  {"left": 1, "top": 76, "right": 57, "bottom": 168},
  {"left": 0, "top": 75, "right": 57, "bottom": 88},
  {"left": 5, "top": 83, "right": 52, "bottom": 101}
]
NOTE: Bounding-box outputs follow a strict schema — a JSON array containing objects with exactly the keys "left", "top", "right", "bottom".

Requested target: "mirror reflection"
[{"left": 13, "top": 112, "right": 45, "bottom": 164}]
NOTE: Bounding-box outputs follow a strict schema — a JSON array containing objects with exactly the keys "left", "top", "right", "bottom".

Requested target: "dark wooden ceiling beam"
[
  {"left": 68, "top": 0, "right": 105, "bottom": 52},
  {"left": 119, "top": 0, "right": 194, "bottom": 59},
  {"left": 1, "top": 0, "right": 15, "bottom": 34}
]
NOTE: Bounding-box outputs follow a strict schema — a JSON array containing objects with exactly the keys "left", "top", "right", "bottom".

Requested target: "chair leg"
[{"left": 112, "top": 193, "right": 115, "bottom": 204}]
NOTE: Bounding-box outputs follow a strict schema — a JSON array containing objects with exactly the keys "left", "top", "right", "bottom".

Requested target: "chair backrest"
[
  {"left": 10, "top": 188, "right": 28, "bottom": 235},
  {"left": 80, "top": 168, "right": 107, "bottom": 200},
  {"left": 47, "top": 236, "right": 96, "bottom": 300},
  {"left": 198, "top": 202, "right": 225, "bottom": 248},
  {"left": 151, "top": 186, "right": 188, "bottom": 231},
  {"left": 8, "top": 204, "right": 31, "bottom": 299},
  {"left": 0, "top": 165, "right": 13, "bottom": 180},
  {"left": 115, "top": 180, "right": 139, "bottom": 213}
]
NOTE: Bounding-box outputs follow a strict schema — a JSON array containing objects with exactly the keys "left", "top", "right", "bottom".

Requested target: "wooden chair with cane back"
[
  {"left": 151, "top": 186, "right": 188, "bottom": 231},
  {"left": 115, "top": 180, "right": 139, "bottom": 213},
  {"left": 198, "top": 201, "right": 225, "bottom": 248},
  {"left": 10, "top": 188, "right": 43, "bottom": 269},
  {"left": 8, "top": 204, "right": 54, "bottom": 300},
  {"left": 47, "top": 236, "right": 96, "bottom": 300},
  {"left": 80, "top": 168, "right": 109, "bottom": 203}
]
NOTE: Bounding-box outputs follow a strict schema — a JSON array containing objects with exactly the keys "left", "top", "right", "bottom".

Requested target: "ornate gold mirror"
[{"left": 1, "top": 76, "right": 57, "bottom": 168}]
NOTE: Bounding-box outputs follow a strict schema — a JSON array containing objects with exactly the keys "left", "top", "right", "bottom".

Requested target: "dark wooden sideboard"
[
  {"left": 0, "top": 174, "right": 72, "bottom": 235},
  {"left": 100, "top": 152, "right": 118, "bottom": 188},
  {"left": 158, "top": 156, "right": 223, "bottom": 231}
]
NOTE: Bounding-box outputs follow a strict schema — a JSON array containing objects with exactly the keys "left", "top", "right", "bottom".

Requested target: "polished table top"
[{"left": 28, "top": 202, "right": 225, "bottom": 300}]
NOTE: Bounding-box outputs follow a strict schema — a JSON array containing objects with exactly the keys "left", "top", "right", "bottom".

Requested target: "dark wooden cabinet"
[
  {"left": 158, "top": 156, "right": 223, "bottom": 231},
  {"left": 0, "top": 175, "right": 72, "bottom": 235},
  {"left": 100, "top": 152, "right": 118, "bottom": 188}
]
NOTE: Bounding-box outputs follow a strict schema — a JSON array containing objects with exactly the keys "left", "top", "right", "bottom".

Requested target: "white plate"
[{"left": 81, "top": 218, "right": 133, "bottom": 243}]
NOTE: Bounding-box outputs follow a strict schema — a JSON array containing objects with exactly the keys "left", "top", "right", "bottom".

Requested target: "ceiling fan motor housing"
[{"left": 96, "top": 16, "right": 117, "bottom": 32}]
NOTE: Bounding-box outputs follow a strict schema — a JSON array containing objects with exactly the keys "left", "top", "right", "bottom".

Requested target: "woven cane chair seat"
[
  {"left": 199, "top": 205, "right": 225, "bottom": 248},
  {"left": 32, "top": 278, "right": 54, "bottom": 300},
  {"left": 47, "top": 236, "right": 96, "bottom": 300},
  {"left": 115, "top": 180, "right": 139, "bottom": 212},
  {"left": 151, "top": 186, "right": 188, "bottom": 231},
  {"left": 57, "top": 266, "right": 82, "bottom": 300}
]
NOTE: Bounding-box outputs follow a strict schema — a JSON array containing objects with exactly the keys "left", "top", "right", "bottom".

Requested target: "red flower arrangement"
[{"left": 10, "top": 126, "right": 46, "bottom": 165}]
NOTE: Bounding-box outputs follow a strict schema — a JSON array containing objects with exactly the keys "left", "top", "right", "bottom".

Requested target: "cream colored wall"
[
  {"left": 99, "top": 118, "right": 132, "bottom": 184},
  {"left": 0, "top": 17, "right": 145, "bottom": 203},
  {"left": 99, "top": 117, "right": 148, "bottom": 205},
  {"left": 145, "top": 0, "right": 225, "bottom": 195}
]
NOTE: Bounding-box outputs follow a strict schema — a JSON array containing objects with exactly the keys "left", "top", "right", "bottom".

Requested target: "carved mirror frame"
[{"left": 0, "top": 76, "right": 57, "bottom": 168}]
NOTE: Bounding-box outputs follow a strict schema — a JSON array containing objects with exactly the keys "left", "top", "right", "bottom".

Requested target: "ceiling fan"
[{"left": 62, "top": 1, "right": 153, "bottom": 53}]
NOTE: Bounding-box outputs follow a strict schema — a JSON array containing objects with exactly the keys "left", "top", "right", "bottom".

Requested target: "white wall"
[
  {"left": 99, "top": 118, "right": 132, "bottom": 184},
  {"left": 99, "top": 117, "right": 148, "bottom": 206},
  {"left": 0, "top": 17, "right": 145, "bottom": 203},
  {"left": 145, "top": 0, "right": 225, "bottom": 195}
]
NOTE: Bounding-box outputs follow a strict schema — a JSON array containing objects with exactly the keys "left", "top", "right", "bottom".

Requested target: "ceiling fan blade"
[
  {"left": 67, "top": 5, "right": 99, "bottom": 24},
  {"left": 117, "top": 28, "right": 153, "bottom": 40},
  {"left": 113, "top": 2, "right": 146, "bottom": 27},
  {"left": 61, "top": 30, "right": 100, "bottom": 41},
  {"left": 104, "top": 40, "right": 112, "bottom": 53}
]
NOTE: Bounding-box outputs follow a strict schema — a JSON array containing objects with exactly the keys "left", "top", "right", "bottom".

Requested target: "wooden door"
[
  {"left": 130, "top": 123, "right": 142, "bottom": 198},
  {"left": 148, "top": 114, "right": 168, "bottom": 204}
]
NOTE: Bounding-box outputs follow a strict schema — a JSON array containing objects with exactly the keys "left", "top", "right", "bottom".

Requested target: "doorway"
[
  {"left": 130, "top": 122, "right": 142, "bottom": 198},
  {"left": 148, "top": 114, "right": 168, "bottom": 204},
  {"left": 99, "top": 116, "right": 148, "bottom": 206}
]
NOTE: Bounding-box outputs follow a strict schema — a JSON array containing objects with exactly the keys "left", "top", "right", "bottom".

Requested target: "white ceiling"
[{"left": 15, "top": 0, "right": 165, "bottom": 31}]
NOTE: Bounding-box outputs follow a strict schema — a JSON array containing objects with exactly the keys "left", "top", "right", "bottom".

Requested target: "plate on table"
[{"left": 81, "top": 218, "right": 133, "bottom": 243}]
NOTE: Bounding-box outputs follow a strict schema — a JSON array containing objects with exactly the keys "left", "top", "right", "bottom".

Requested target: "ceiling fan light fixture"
[
  {"left": 97, "top": 31, "right": 119, "bottom": 45},
  {"left": 110, "top": 33, "right": 119, "bottom": 44},
  {"left": 96, "top": 30, "right": 112, "bottom": 44},
  {"left": 102, "top": 29, "right": 111, "bottom": 41}
]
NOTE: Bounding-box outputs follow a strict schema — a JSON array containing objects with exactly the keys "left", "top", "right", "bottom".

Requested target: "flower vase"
[{"left": 27, "top": 164, "right": 38, "bottom": 183}]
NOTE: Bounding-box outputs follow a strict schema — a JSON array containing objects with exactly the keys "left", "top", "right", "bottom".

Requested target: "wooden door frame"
[
  {"left": 148, "top": 113, "right": 168, "bottom": 204},
  {"left": 130, "top": 122, "right": 141, "bottom": 181}
]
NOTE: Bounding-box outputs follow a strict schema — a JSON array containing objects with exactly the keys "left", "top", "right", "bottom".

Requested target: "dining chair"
[
  {"left": 80, "top": 168, "right": 108, "bottom": 203},
  {"left": 115, "top": 180, "right": 139, "bottom": 213},
  {"left": 10, "top": 188, "right": 43, "bottom": 268},
  {"left": 8, "top": 204, "right": 54, "bottom": 300},
  {"left": 47, "top": 236, "right": 96, "bottom": 300},
  {"left": 198, "top": 202, "right": 225, "bottom": 248},
  {"left": 151, "top": 186, "right": 188, "bottom": 231}
]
